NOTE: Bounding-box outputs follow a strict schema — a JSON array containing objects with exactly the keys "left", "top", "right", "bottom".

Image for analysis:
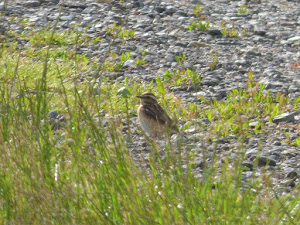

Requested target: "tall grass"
[{"left": 0, "top": 9, "right": 299, "bottom": 225}]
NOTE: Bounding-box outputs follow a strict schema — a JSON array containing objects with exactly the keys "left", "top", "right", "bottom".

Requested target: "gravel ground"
[{"left": 1, "top": 0, "right": 299, "bottom": 194}]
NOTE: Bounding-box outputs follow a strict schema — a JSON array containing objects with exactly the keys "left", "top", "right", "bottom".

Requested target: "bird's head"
[{"left": 137, "top": 92, "right": 158, "bottom": 105}]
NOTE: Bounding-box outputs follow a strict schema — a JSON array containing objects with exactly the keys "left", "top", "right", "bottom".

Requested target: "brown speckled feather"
[
  {"left": 143, "top": 103, "right": 172, "bottom": 126},
  {"left": 137, "top": 92, "right": 179, "bottom": 137}
]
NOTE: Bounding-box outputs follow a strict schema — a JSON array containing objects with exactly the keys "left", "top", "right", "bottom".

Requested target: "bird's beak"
[{"left": 137, "top": 95, "right": 141, "bottom": 98}]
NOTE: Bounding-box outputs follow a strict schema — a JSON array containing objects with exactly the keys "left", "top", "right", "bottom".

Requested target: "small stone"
[
  {"left": 273, "top": 141, "right": 281, "bottom": 146},
  {"left": 287, "top": 36, "right": 300, "bottom": 43},
  {"left": 123, "top": 59, "right": 136, "bottom": 68},
  {"left": 184, "top": 62, "right": 193, "bottom": 69},
  {"left": 62, "top": 2, "right": 86, "bottom": 9},
  {"left": 156, "top": 31, "right": 167, "bottom": 38},
  {"left": 257, "top": 156, "right": 276, "bottom": 167},
  {"left": 242, "top": 162, "right": 254, "bottom": 171},
  {"left": 193, "top": 91, "right": 208, "bottom": 97},
  {"left": 201, "top": 78, "right": 219, "bottom": 86},
  {"left": 286, "top": 171, "right": 298, "bottom": 179},
  {"left": 273, "top": 112, "right": 295, "bottom": 123},
  {"left": 282, "top": 179, "right": 295, "bottom": 188},
  {"left": 236, "top": 59, "right": 250, "bottom": 66},
  {"left": 175, "top": 42, "right": 188, "bottom": 48},
  {"left": 169, "top": 28, "right": 181, "bottom": 36},
  {"left": 214, "top": 90, "right": 227, "bottom": 100},
  {"left": 264, "top": 82, "right": 283, "bottom": 90},
  {"left": 254, "top": 30, "right": 266, "bottom": 36},
  {"left": 155, "top": 6, "right": 166, "bottom": 13},
  {"left": 282, "top": 149, "right": 299, "bottom": 157},
  {"left": 249, "top": 121, "right": 260, "bottom": 127},
  {"left": 143, "top": 55, "right": 154, "bottom": 63},
  {"left": 49, "top": 110, "right": 59, "bottom": 119},
  {"left": 174, "top": 11, "right": 188, "bottom": 17},
  {"left": 165, "top": 6, "right": 176, "bottom": 15},
  {"left": 165, "top": 53, "right": 175, "bottom": 62},
  {"left": 131, "top": 0, "right": 144, "bottom": 8},
  {"left": 208, "top": 29, "right": 222, "bottom": 36},
  {"left": 60, "top": 15, "right": 75, "bottom": 21},
  {"left": 288, "top": 85, "right": 299, "bottom": 93},
  {"left": 23, "top": 1, "right": 41, "bottom": 7}
]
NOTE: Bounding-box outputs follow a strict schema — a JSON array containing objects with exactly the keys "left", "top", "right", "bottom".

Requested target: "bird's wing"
[
  {"left": 142, "top": 104, "right": 169, "bottom": 124},
  {"left": 143, "top": 104, "right": 179, "bottom": 134},
  {"left": 153, "top": 104, "right": 173, "bottom": 125}
]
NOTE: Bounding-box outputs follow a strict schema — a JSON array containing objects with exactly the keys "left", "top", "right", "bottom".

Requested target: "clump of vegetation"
[
  {"left": 188, "top": 20, "right": 210, "bottom": 31},
  {"left": 105, "top": 51, "right": 131, "bottom": 72},
  {"left": 221, "top": 20, "right": 238, "bottom": 37},
  {"left": 290, "top": 62, "right": 300, "bottom": 72},
  {"left": 238, "top": 4, "right": 251, "bottom": 14},
  {"left": 135, "top": 48, "right": 148, "bottom": 66},
  {"left": 106, "top": 22, "right": 135, "bottom": 45},
  {"left": 188, "top": 3, "right": 210, "bottom": 31},
  {"left": 209, "top": 50, "right": 219, "bottom": 71},
  {"left": 162, "top": 53, "right": 201, "bottom": 88},
  {"left": 202, "top": 72, "right": 292, "bottom": 137}
]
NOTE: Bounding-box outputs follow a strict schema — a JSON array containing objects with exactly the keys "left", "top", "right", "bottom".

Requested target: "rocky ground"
[{"left": 1, "top": 0, "right": 299, "bottom": 195}]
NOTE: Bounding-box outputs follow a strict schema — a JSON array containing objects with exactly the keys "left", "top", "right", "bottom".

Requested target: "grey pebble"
[
  {"left": 273, "top": 112, "right": 295, "bottom": 124},
  {"left": 23, "top": 1, "right": 41, "bottom": 7},
  {"left": 257, "top": 156, "right": 277, "bottom": 167},
  {"left": 286, "top": 171, "right": 298, "bottom": 179},
  {"left": 249, "top": 121, "right": 260, "bottom": 127},
  {"left": 282, "top": 179, "right": 296, "bottom": 188},
  {"left": 60, "top": 15, "right": 75, "bottom": 21},
  {"left": 49, "top": 110, "right": 59, "bottom": 119}
]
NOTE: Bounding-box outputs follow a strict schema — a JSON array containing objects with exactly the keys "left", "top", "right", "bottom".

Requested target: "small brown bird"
[{"left": 137, "top": 92, "right": 179, "bottom": 138}]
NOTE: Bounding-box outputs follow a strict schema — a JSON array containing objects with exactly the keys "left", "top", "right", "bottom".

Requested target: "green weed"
[
  {"left": 188, "top": 3, "right": 210, "bottom": 31},
  {"left": 135, "top": 49, "right": 148, "bottom": 66},
  {"left": 106, "top": 22, "right": 135, "bottom": 45},
  {"left": 291, "top": 137, "right": 300, "bottom": 146},
  {"left": 188, "top": 20, "right": 210, "bottom": 31},
  {"left": 209, "top": 50, "right": 219, "bottom": 71},
  {"left": 162, "top": 53, "right": 201, "bottom": 87},
  {"left": 238, "top": 4, "right": 251, "bottom": 14},
  {"left": 221, "top": 20, "right": 238, "bottom": 37}
]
